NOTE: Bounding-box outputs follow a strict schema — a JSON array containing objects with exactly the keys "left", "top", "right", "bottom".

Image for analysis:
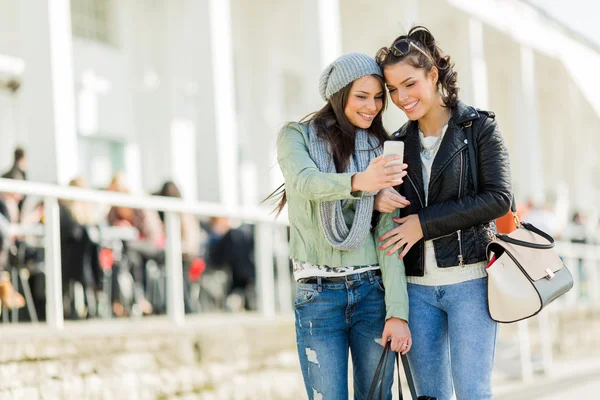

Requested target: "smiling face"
[
  {"left": 383, "top": 61, "right": 439, "bottom": 121},
  {"left": 343, "top": 75, "right": 384, "bottom": 129}
]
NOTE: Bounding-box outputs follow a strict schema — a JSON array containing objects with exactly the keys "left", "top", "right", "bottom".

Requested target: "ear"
[{"left": 428, "top": 66, "right": 439, "bottom": 87}]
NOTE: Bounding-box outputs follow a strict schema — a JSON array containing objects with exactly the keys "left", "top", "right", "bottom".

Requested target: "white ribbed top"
[{"left": 407, "top": 125, "right": 487, "bottom": 286}]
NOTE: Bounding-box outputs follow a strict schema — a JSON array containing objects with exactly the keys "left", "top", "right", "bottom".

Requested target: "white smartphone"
[{"left": 383, "top": 141, "right": 404, "bottom": 166}]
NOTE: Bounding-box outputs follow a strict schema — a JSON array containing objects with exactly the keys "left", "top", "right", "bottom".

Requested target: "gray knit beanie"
[{"left": 318, "top": 52, "right": 383, "bottom": 102}]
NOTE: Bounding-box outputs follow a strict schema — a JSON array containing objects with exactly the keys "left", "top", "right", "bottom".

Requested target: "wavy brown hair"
[
  {"left": 378, "top": 26, "right": 459, "bottom": 108},
  {"left": 265, "top": 74, "right": 388, "bottom": 217}
]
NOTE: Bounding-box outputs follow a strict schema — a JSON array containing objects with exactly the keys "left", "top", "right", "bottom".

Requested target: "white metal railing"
[
  {"left": 3, "top": 177, "right": 599, "bottom": 380},
  {"left": 514, "top": 240, "right": 600, "bottom": 381},
  {"left": 0, "top": 178, "right": 290, "bottom": 330}
]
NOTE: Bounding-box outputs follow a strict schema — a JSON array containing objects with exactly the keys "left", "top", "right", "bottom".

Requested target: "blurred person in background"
[
  {"left": 106, "top": 172, "right": 164, "bottom": 316},
  {"left": 565, "top": 211, "right": 593, "bottom": 244},
  {"left": 0, "top": 168, "right": 26, "bottom": 310},
  {"left": 375, "top": 26, "right": 512, "bottom": 400},
  {"left": 59, "top": 177, "right": 103, "bottom": 319},
  {"left": 154, "top": 181, "right": 202, "bottom": 261},
  {"left": 2, "top": 147, "right": 28, "bottom": 213},
  {"left": 106, "top": 173, "right": 164, "bottom": 244},
  {"left": 155, "top": 181, "right": 205, "bottom": 313},
  {"left": 564, "top": 210, "right": 596, "bottom": 298},
  {"left": 2, "top": 147, "right": 27, "bottom": 181},
  {"left": 206, "top": 216, "right": 256, "bottom": 312},
  {"left": 270, "top": 52, "right": 410, "bottom": 399}
]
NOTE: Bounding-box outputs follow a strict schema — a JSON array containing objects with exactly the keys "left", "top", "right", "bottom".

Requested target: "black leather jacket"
[{"left": 392, "top": 101, "right": 513, "bottom": 276}]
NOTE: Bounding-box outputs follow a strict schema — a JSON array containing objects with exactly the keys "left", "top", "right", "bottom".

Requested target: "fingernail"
[
  {"left": 387, "top": 251, "right": 391, "bottom": 255},
  {"left": 379, "top": 246, "right": 384, "bottom": 250}
]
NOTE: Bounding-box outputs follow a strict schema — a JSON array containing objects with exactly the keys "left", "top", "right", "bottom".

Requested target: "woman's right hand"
[
  {"left": 381, "top": 317, "right": 412, "bottom": 355},
  {"left": 351, "top": 155, "right": 407, "bottom": 192},
  {"left": 374, "top": 188, "right": 411, "bottom": 213}
]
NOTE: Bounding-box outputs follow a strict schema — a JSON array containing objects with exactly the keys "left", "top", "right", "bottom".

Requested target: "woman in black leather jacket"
[{"left": 374, "top": 26, "right": 512, "bottom": 400}]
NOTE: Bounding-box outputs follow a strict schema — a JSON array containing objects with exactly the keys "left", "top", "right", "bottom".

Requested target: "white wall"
[
  {"left": 72, "top": 39, "right": 135, "bottom": 142},
  {"left": 0, "top": 0, "right": 20, "bottom": 57},
  {"left": 231, "top": 0, "right": 328, "bottom": 206},
  {"left": 0, "top": 0, "right": 21, "bottom": 173}
]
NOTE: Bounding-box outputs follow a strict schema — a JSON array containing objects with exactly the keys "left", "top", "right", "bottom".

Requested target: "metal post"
[
  {"left": 538, "top": 310, "right": 553, "bottom": 376},
  {"left": 11, "top": 266, "right": 18, "bottom": 323},
  {"left": 566, "top": 254, "right": 580, "bottom": 304},
  {"left": 587, "top": 251, "right": 600, "bottom": 303},
  {"left": 275, "top": 226, "right": 292, "bottom": 314},
  {"left": 317, "top": 0, "right": 342, "bottom": 68},
  {"left": 518, "top": 320, "right": 533, "bottom": 382},
  {"left": 255, "top": 222, "right": 275, "bottom": 317},
  {"left": 165, "top": 212, "right": 184, "bottom": 325},
  {"left": 44, "top": 197, "right": 63, "bottom": 330}
]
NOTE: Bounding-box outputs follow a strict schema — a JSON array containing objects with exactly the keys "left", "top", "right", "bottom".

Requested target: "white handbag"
[
  {"left": 464, "top": 120, "right": 573, "bottom": 323},
  {"left": 485, "top": 219, "right": 573, "bottom": 323}
]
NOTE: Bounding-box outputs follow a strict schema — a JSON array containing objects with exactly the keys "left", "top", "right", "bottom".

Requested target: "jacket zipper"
[
  {"left": 457, "top": 152, "right": 464, "bottom": 266},
  {"left": 457, "top": 230, "right": 464, "bottom": 266}
]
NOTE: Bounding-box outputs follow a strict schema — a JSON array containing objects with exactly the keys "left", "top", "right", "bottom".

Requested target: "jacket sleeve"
[
  {"left": 375, "top": 209, "right": 409, "bottom": 321},
  {"left": 418, "top": 118, "right": 513, "bottom": 240},
  {"left": 277, "top": 123, "right": 364, "bottom": 202}
]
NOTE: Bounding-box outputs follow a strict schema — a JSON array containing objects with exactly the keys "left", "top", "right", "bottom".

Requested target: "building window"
[
  {"left": 78, "top": 136, "right": 125, "bottom": 188},
  {"left": 71, "top": 0, "right": 114, "bottom": 45}
]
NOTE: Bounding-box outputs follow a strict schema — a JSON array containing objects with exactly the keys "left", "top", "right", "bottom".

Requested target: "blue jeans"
[
  {"left": 407, "top": 278, "right": 497, "bottom": 400},
  {"left": 294, "top": 271, "right": 394, "bottom": 400}
]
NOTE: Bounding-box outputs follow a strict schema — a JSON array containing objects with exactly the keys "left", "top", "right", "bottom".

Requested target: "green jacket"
[{"left": 277, "top": 122, "right": 409, "bottom": 321}]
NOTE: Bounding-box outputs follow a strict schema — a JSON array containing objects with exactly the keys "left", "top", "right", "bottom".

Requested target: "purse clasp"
[{"left": 545, "top": 268, "right": 555, "bottom": 279}]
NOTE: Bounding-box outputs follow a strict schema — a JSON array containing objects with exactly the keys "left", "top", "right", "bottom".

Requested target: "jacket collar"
[
  {"left": 451, "top": 100, "right": 480, "bottom": 126},
  {"left": 394, "top": 101, "right": 479, "bottom": 197}
]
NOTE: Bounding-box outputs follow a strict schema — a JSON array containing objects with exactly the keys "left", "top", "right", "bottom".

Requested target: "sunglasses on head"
[{"left": 375, "top": 38, "right": 432, "bottom": 65}]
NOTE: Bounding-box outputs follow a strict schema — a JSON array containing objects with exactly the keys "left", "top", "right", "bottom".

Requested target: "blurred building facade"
[{"left": 0, "top": 0, "right": 599, "bottom": 215}]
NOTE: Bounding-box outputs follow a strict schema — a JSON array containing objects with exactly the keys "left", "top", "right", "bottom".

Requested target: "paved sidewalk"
[{"left": 493, "top": 356, "right": 600, "bottom": 399}]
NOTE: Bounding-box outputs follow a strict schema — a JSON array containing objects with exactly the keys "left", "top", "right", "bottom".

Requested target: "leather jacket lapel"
[
  {"left": 402, "top": 121, "right": 426, "bottom": 206},
  {"left": 429, "top": 120, "right": 467, "bottom": 187}
]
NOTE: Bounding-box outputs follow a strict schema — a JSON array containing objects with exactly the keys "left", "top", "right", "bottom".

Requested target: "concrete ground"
[
  {"left": 493, "top": 355, "right": 600, "bottom": 400},
  {"left": 2, "top": 314, "right": 599, "bottom": 399}
]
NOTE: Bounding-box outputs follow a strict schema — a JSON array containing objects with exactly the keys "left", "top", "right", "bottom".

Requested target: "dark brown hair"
[
  {"left": 14, "top": 147, "right": 25, "bottom": 162},
  {"left": 157, "top": 180, "right": 182, "bottom": 198},
  {"left": 379, "top": 26, "right": 459, "bottom": 108},
  {"left": 266, "top": 74, "right": 388, "bottom": 217}
]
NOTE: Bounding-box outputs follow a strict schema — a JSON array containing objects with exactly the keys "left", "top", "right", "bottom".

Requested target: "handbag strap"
[
  {"left": 368, "top": 343, "right": 420, "bottom": 400},
  {"left": 367, "top": 342, "right": 394, "bottom": 399},
  {"left": 399, "top": 353, "right": 418, "bottom": 399},
  {"left": 495, "top": 222, "right": 555, "bottom": 249},
  {"left": 464, "top": 121, "right": 516, "bottom": 214}
]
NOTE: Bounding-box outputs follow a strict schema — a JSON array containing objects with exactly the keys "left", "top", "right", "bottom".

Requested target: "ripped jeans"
[{"left": 294, "top": 270, "right": 393, "bottom": 400}]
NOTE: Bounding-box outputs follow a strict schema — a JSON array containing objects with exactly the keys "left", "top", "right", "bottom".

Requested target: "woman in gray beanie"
[{"left": 268, "top": 53, "right": 411, "bottom": 399}]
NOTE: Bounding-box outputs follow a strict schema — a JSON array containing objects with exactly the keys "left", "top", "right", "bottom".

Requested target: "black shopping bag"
[{"left": 367, "top": 341, "right": 437, "bottom": 400}]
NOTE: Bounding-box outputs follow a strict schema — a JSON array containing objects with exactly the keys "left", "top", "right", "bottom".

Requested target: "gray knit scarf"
[{"left": 307, "top": 120, "right": 383, "bottom": 251}]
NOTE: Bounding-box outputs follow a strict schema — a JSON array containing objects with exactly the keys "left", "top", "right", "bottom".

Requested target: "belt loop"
[
  {"left": 368, "top": 270, "right": 375, "bottom": 284},
  {"left": 317, "top": 277, "right": 323, "bottom": 292}
]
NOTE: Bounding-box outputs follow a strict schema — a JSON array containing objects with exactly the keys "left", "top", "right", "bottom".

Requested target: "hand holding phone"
[
  {"left": 383, "top": 141, "right": 405, "bottom": 183},
  {"left": 383, "top": 141, "right": 404, "bottom": 167}
]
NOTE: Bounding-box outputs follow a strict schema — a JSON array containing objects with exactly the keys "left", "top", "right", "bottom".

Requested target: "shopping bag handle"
[{"left": 367, "top": 342, "right": 422, "bottom": 400}]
